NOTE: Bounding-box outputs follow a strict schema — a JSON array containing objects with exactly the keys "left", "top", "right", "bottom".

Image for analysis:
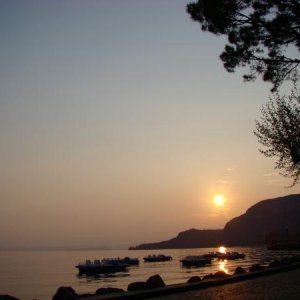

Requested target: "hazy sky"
[{"left": 1, "top": 0, "right": 299, "bottom": 250}]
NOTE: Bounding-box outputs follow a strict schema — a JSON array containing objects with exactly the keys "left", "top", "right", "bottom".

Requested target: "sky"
[{"left": 1, "top": 0, "right": 299, "bottom": 250}]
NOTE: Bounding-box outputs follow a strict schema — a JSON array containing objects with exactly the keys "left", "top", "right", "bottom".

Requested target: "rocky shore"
[{"left": 2, "top": 256, "right": 300, "bottom": 300}]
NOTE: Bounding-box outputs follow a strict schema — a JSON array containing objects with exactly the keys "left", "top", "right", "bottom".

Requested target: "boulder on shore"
[
  {"left": 127, "top": 274, "right": 166, "bottom": 291},
  {"left": 95, "top": 287, "right": 124, "bottom": 295},
  {"left": 214, "top": 271, "right": 230, "bottom": 278},
  {"left": 268, "top": 260, "right": 284, "bottom": 268},
  {"left": 202, "top": 273, "right": 214, "bottom": 280},
  {"left": 249, "top": 264, "right": 265, "bottom": 272},
  {"left": 127, "top": 281, "right": 149, "bottom": 292},
  {"left": 52, "top": 286, "right": 78, "bottom": 300},
  {"left": 146, "top": 274, "right": 165, "bottom": 289},
  {"left": 187, "top": 276, "right": 201, "bottom": 284},
  {"left": 0, "top": 296, "right": 20, "bottom": 300},
  {"left": 234, "top": 266, "right": 246, "bottom": 275}
]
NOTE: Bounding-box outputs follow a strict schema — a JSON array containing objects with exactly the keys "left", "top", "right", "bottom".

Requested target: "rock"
[
  {"left": 234, "top": 266, "right": 246, "bottom": 275},
  {"left": 77, "top": 294, "right": 92, "bottom": 298},
  {"left": 187, "top": 276, "right": 201, "bottom": 283},
  {"left": 289, "top": 255, "right": 300, "bottom": 263},
  {"left": 95, "top": 287, "right": 124, "bottom": 295},
  {"left": 52, "top": 287, "right": 78, "bottom": 300},
  {"left": 202, "top": 273, "right": 214, "bottom": 280},
  {"left": 249, "top": 264, "right": 265, "bottom": 272},
  {"left": 146, "top": 274, "right": 165, "bottom": 289},
  {"left": 269, "top": 260, "right": 284, "bottom": 268},
  {"left": 0, "top": 296, "right": 20, "bottom": 300},
  {"left": 214, "top": 271, "right": 229, "bottom": 278},
  {"left": 127, "top": 282, "right": 149, "bottom": 292}
]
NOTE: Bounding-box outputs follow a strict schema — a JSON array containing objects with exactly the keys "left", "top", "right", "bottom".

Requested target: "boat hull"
[
  {"left": 217, "top": 253, "right": 245, "bottom": 260},
  {"left": 180, "top": 258, "right": 212, "bottom": 267},
  {"left": 144, "top": 257, "right": 172, "bottom": 262},
  {"left": 76, "top": 264, "right": 127, "bottom": 274},
  {"left": 104, "top": 257, "right": 139, "bottom": 266},
  {"left": 143, "top": 255, "right": 172, "bottom": 263}
]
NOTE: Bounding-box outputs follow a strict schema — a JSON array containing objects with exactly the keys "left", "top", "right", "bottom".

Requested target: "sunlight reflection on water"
[{"left": 218, "top": 259, "right": 229, "bottom": 274}]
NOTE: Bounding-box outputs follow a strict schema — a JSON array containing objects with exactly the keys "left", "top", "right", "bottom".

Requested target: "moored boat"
[
  {"left": 143, "top": 254, "right": 172, "bottom": 262},
  {"left": 217, "top": 251, "right": 245, "bottom": 260},
  {"left": 102, "top": 257, "right": 140, "bottom": 266},
  {"left": 203, "top": 252, "right": 218, "bottom": 259},
  {"left": 180, "top": 255, "right": 212, "bottom": 267},
  {"left": 76, "top": 259, "right": 127, "bottom": 274}
]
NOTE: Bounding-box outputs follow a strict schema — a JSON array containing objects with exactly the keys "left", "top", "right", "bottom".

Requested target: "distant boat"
[
  {"left": 203, "top": 252, "right": 218, "bottom": 259},
  {"left": 143, "top": 254, "right": 172, "bottom": 262},
  {"left": 102, "top": 257, "right": 140, "bottom": 266},
  {"left": 76, "top": 259, "right": 127, "bottom": 274},
  {"left": 180, "top": 255, "right": 212, "bottom": 267},
  {"left": 217, "top": 251, "right": 245, "bottom": 260}
]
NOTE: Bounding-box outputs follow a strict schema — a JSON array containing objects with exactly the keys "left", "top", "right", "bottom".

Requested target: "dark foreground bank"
[
  {"left": 80, "top": 262, "right": 300, "bottom": 300},
  {"left": 147, "top": 267, "right": 300, "bottom": 300}
]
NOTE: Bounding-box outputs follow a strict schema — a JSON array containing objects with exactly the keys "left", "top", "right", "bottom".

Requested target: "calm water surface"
[{"left": 1, "top": 247, "right": 299, "bottom": 300}]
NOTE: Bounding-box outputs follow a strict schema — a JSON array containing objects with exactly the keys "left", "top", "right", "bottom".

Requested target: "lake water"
[{"left": 1, "top": 246, "right": 300, "bottom": 300}]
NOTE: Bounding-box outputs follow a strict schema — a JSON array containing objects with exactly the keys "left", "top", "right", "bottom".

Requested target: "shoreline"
[
  {"left": 82, "top": 262, "right": 300, "bottom": 299},
  {"left": 3, "top": 253, "right": 300, "bottom": 300}
]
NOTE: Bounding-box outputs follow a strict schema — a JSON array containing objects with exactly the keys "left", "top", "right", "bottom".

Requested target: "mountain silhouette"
[{"left": 130, "top": 194, "right": 300, "bottom": 249}]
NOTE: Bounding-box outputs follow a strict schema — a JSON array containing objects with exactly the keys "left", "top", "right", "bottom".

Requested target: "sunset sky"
[{"left": 1, "top": 0, "right": 299, "bottom": 250}]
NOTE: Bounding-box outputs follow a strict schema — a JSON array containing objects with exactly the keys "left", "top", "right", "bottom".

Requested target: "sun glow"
[
  {"left": 213, "top": 194, "right": 226, "bottom": 207},
  {"left": 219, "top": 246, "right": 227, "bottom": 254}
]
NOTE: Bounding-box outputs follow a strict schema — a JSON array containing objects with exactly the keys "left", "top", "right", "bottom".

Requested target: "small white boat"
[{"left": 180, "top": 255, "right": 212, "bottom": 267}]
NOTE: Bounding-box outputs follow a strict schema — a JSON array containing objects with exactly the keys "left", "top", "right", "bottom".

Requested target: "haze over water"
[{"left": 1, "top": 0, "right": 300, "bottom": 251}]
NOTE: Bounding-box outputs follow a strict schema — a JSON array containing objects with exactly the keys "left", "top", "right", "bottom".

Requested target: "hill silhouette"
[{"left": 130, "top": 194, "right": 300, "bottom": 249}]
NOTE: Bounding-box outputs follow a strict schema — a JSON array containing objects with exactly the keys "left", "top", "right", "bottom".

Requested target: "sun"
[
  {"left": 218, "top": 246, "right": 226, "bottom": 254},
  {"left": 213, "top": 194, "right": 226, "bottom": 207}
]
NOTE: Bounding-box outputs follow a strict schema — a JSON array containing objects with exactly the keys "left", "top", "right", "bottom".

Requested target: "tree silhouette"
[
  {"left": 187, "top": 0, "right": 300, "bottom": 184},
  {"left": 186, "top": 0, "right": 300, "bottom": 91},
  {"left": 254, "top": 83, "right": 300, "bottom": 186}
]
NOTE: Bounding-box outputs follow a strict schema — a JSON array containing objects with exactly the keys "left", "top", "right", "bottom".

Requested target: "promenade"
[
  {"left": 147, "top": 268, "right": 300, "bottom": 300},
  {"left": 81, "top": 263, "right": 300, "bottom": 300}
]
